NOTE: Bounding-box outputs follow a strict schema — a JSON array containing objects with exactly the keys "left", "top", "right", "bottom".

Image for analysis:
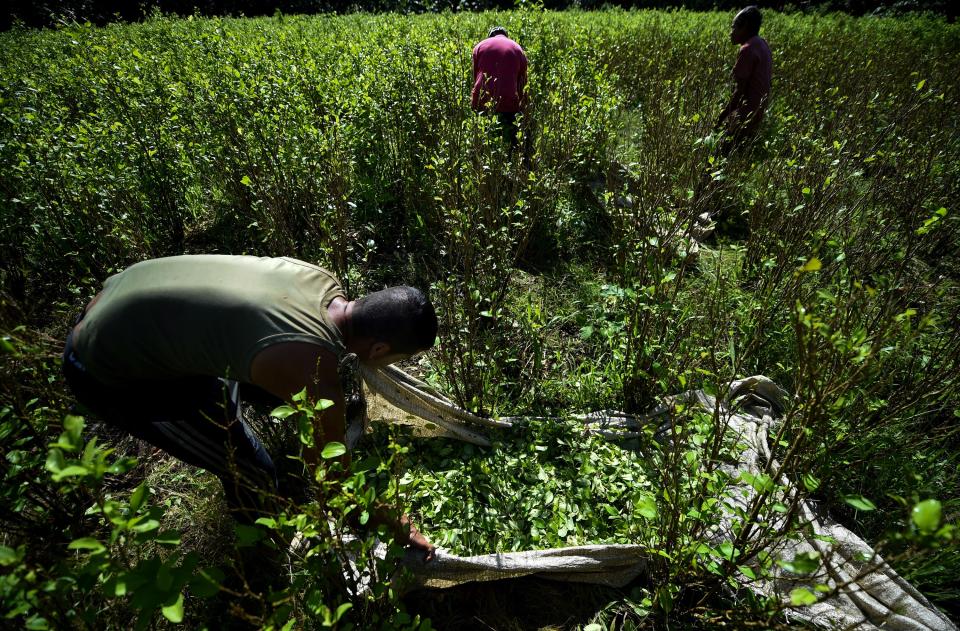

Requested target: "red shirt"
[
  {"left": 471, "top": 34, "right": 528, "bottom": 113},
  {"left": 733, "top": 35, "right": 772, "bottom": 117}
]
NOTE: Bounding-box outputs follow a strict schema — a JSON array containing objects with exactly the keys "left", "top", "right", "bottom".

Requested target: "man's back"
[
  {"left": 74, "top": 255, "right": 345, "bottom": 385},
  {"left": 472, "top": 34, "right": 528, "bottom": 113},
  {"left": 734, "top": 35, "right": 772, "bottom": 116}
]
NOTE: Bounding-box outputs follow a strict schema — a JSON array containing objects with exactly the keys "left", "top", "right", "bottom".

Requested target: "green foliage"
[
  {"left": 402, "top": 417, "right": 656, "bottom": 553},
  {"left": 1, "top": 413, "right": 221, "bottom": 630},
  {"left": 912, "top": 499, "right": 943, "bottom": 534},
  {"left": 1, "top": 399, "right": 427, "bottom": 628},
  {"left": 240, "top": 395, "right": 431, "bottom": 630},
  {"left": 2, "top": 7, "right": 959, "bottom": 629}
]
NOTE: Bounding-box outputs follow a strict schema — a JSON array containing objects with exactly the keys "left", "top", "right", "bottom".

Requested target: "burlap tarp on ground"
[{"left": 360, "top": 366, "right": 956, "bottom": 631}]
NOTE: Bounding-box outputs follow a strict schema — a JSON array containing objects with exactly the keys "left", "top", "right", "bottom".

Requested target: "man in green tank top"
[{"left": 62, "top": 255, "right": 438, "bottom": 560}]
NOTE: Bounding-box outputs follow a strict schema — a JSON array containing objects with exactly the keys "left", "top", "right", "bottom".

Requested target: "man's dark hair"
[
  {"left": 488, "top": 26, "right": 508, "bottom": 38},
  {"left": 353, "top": 286, "right": 438, "bottom": 355},
  {"left": 736, "top": 6, "right": 762, "bottom": 37}
]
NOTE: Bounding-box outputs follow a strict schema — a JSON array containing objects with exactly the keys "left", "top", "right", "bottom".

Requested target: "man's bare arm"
[
  {"left": 250, "top": 342, "right": 345, "bottom": 468},
  {"left": 249, "top": 342, "right": 435, "bottom": 560},
  {"left": 717, "top": 85, "right": 744, "bottom": 128},
  {"left": 719, "top": 48, "right": 753, "bottom": 129}
]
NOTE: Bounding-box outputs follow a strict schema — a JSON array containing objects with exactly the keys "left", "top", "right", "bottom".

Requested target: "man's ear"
[{"left": 368, "top": 341, "right": 391, "bottom": 360}]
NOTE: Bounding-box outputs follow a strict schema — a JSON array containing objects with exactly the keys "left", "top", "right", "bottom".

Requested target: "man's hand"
[
  {"left": 715, "top": 112, "right": 727, "bottom": 131},
  {"left": 407, "top": 523, "right": 436, "bottom": 562},
  {"left": 717, "top": 82, "right": 745, "bottom": 133},
  {"left": 399, "top": 513, "right": 436, "bottom": 562},
  {"left": 715, "top": 104, "right": 732, "bottom": 132},
  {"left": 367, "top": 507, "right": 435, "bottom": 562}
]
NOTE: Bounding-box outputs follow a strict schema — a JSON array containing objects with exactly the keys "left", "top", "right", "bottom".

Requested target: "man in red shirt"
[
  {"left": 472, "top": 26, "right": 528, "bottom": 146},
  {"left": 717, "top": 6, "right": 772, "bottom": 153}
]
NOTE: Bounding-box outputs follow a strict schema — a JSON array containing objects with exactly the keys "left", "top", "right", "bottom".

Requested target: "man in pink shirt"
[
  {"left": 717, "top": 6, "right": 772, "bottom": 153},
  {"left": 472, "top": 26, "right": 528, "bottom": 146}
]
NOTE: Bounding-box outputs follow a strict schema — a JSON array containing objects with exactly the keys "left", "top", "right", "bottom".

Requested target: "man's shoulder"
[
  {"left": 475, "top": 37, "right": 497, "bottom": 52},
  {"left": 746, "top": 36, "right": 770, "bottom": 53},
  {"left": 480, "top": 36, "right": 523, "bottom": 52},
  {"left": 505, "top": 38, "right": 525, "bottom": 54},
  {"left": 278, "top": 257, "right": 342, "bottom": 286},
  {"left": 279, "top": 256, "right": 335, "bottom": 274}
]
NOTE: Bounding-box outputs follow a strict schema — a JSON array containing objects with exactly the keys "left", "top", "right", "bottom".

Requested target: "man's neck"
[
  {"left": 328, "top": 297, "right": 352, "bottom": 342},
  {"left": 329, "top": 299, "right": 379, "bottom": 358}
]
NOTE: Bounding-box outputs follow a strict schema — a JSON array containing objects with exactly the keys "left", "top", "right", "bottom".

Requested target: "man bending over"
[
  {"left": 62, "top": 254, "right": 436, "bottom": 559},
  {"left": 472, "top": 25, "right": 529, "bottom": 146}
]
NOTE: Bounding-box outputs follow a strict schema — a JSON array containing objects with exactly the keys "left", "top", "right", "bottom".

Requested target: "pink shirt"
[
  {"left": 733, "top": 35, "right": 772, "bottom": 117},
  {"left": 472, "top": 34, "right": 528, "bottom": 113}
]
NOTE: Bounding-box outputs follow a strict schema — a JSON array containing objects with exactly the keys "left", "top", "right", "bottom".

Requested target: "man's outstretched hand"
[
  {"left": 715, "top": 109, "right": 730, "bottom": 132},
  {"left": 406, "top": 523, "right": 436, "bottom": 562},
  {"left": 399, "top": 513, "right": 436, "bottom": 562},
  {"left": 367, "top": 506, "right": 436, "bottom": 562}
]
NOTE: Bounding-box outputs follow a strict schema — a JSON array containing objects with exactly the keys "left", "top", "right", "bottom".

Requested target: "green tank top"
[{"left": 74, "top": 255, "right": 346, "bottom": 386}]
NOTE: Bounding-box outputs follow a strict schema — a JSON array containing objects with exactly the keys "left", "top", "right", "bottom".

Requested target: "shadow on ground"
[{"left": 404, "top": 576, "right": 634, "bottom": 630}]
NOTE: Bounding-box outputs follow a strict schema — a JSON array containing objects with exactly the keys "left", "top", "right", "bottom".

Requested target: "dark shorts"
[{"left": 62, "top": 328, "right": 282, "bottom": 522}]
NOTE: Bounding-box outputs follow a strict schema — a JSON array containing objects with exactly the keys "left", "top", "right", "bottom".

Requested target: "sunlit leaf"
[
  {"left": 161, "top": 592, "right": 184, "bottom": 623},
  {"left": 24, "top": 617, "right": 49, "bottom": 631},
  {"left": 52, "top": 465, "right": 91, "bottom": 480},
  {"left": 636, "top": 495, "right": 657, "bottom": 520},
  {"left": 0, "top": 545, "right": 19, "bottom": 566},
  {"left": 270, "top": 405, "right": 297, "bottom": 419},
  {"left": 0, "top": 337, "right": 15, "bottom": 354},
  {"left": 321, "top": 442, "right": 347, "bottom": 459},
  {"left": 154, "top": 531, "right": 182, "bottom": 546},
  {"left": 129, "top": 483, "right": 148, "bottom": 513},
  {"left": 334, "top": 603, "right": 352, "bottom": 622},
  {"left": 790, "top": 587, "right": 818, "bottom": 606},
  {"left": 844, "top": 495, "right": 876, "bottom": 511},
  {"left": 68, "top": 537, "right": 106, "bottom": 553},
  {"left": 779, "top": 552, "right": 820, "bottom": 575},
  {"left": 912, "top": 499, "right": 942, "bottom": 533}
]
